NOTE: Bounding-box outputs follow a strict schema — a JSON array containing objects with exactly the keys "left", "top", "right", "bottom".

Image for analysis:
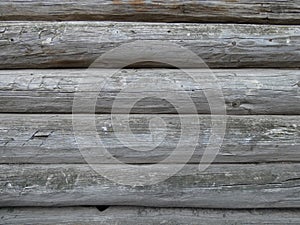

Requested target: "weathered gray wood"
[
  {"left": 0, "top": 114, "right": 299, "bottom": 164},
  {"left": 0, "top": 0, "right": 299, "bottom": 24},
  {"left": 1, "top": 207, "right": 300, "bottom": 225},
  {"left": 1, "top": 163, "right": 300, "bottom": 207},
  {"left": 0, "top": 69, "right": 299, "bottom": 114},
  {"left": 0, "top": 22, "right": 299, "bottom": 68}
]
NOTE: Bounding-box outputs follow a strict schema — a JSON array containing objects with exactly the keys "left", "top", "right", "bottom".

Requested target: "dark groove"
[{"left": 95, "top": 206, "right": 110, "bottom": 212}]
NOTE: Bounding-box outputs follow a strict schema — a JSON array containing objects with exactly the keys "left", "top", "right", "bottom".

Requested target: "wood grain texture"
[
  {"left": 0, "top": 69, "right": 299, "bottom": 114},
  {"left": 1, "top": 207, "right": 300, "bottom": 225},
  {"left": 0, "top": 114, "right": 299, "bottom": 164},
  {"left": 1, "top": 163, "right": 300, "bottom": 207},
  {"left": 0, "top": 0, "right": 299, "bottom": 24},
  {"left": 0, "top": 22, "right": 299, "bottom": 69}
]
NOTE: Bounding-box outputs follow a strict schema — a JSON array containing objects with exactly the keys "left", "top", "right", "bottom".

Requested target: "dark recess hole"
[
  {"left": 10, "top": 38, "right": 14, "bottom": 42},
  {"left": 96, "top": 206, "right": 110, "bottom": 212},
  {"left": 232, "top": 101, "right": 241, "bottom": 108}
]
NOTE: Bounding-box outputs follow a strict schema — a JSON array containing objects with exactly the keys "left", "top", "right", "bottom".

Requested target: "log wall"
[{"left": 0, "top": 1, "right": 299, "bottom": 224}]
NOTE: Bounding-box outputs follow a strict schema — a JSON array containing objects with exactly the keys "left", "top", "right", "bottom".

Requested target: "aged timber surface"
[
  {"left": 0, "top": 22, "right": 299, "bottom": 69},
  {"left": 0, "top": 0, "right": 299, "bottom": 24},
  {"left": 1, "top": 207, "right": 300, "bottom": 225},
  {"left": 1, "top": 163, "right": 300, "bottom": 207},
  {"left": 0, "top": 114, "right": 299, "bottom": 164},
  {"left": 0, "top": 69, "right": 299, "bottom": 114}
]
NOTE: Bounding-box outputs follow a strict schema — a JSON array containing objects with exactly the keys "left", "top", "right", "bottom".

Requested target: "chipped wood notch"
[{"left": 31, "top": 130, "right": 53, "bottom": 139}]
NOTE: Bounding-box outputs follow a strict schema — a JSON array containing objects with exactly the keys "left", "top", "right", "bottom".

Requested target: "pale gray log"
[
  {"left": 1, "top": 163, "right": 300, "bottom": 207},
  {"left": 1, "top": 207, "right": 300, "bottom": 225},
  {"left": 0, "top": 0, "right": 299, "bottom": 24},
  {"left": 0, "top": 69, "right": 299, "bottom": 114},
  {"left": 0, "top": 114, "right": 299, "bottom": 164},
  {"left": 0, "top": 22, "right": 299, "bottom": 68}
]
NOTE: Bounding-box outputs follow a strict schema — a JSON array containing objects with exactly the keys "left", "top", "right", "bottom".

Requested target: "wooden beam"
[
  {"left": 0, "top": 114, "right": 299, "bottom": 164},
  {"left": 0, "top": 69, "right": 299, "bottom": 114},
  {"left": 0, "top": 22, "right": 299, "bottom": 68},
  {"left": 1, "top": 163, "right": 300, "bottom": 207},
  {"left": 0, "top": 1, "right": 299, "bottom": 24},
  {"left": 1, "top": 207, "right": 300, "bottom": 224}
]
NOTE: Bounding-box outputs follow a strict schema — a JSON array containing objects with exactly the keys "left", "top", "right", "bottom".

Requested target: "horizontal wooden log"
[
  {"left": 0, "top": 69, "right": 299, "bottom": 114},
  {"left": 0, "top": 1, "right": 299, "bottom": 24},
  {"left": 1, "top": 207, "right": 300, "bottom": 225},
  {"left": 1, "top": 163, "right": 300, "bottom": 207},
  {"left": 0, "top": 114, "right": 299, "bottom": 164},
  {"left": 0, "top": 22, "right": 299, "bottom": 68}
]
